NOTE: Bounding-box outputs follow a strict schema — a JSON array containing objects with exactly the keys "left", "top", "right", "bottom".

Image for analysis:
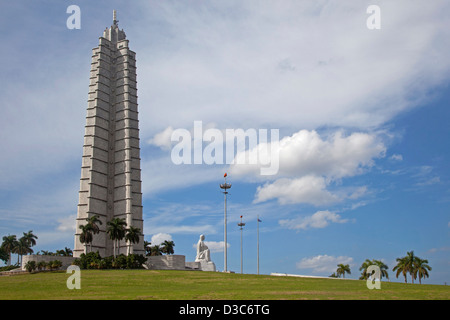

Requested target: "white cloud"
[
  {"left": 192, "top": 241, "right": 230, "bottom": 253},
  {"left": 296, "top": 254, "right": 354, "bottom": 274},
  {"left": 415, "top": 176, "right": 440, "bottom": 187},
  {"left": 57, "top": 214, "right": 76, "bottom": 232},
  {"left": 234, "top": 129, "right": 383, "bottom": 206},
  {"left": 279, "top": 210, "right": 348, "bottom": 231},
  {"left": 390, "top": 154, "right": 403, "bottom": 161},
  {"left": 254, "top": 176, "right": 339, "bottom": 206},
  {"left": 254, "top": 176, "right": 369, "bottom": 206},
  {"left": 150, "top": 233, "right": 173, "bottom": 246},
  {"left": 427, "top": 246, "right": 450, "bottom": 254},
  {"left": 136, "top": 0, "right": 450, "bottom": 135},
  {"left": 148, "top": 126, "right": 174, "bottom": 150},
  {"left": 411, "top": 166, "right": 441, "bottom": 188},
  {"left": 232, "top": 129, "right": 386, "bottom": 180}
]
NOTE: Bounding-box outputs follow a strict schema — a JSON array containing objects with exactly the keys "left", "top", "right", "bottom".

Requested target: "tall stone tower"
[{"left": 74, "top": 11, "right": 144, "bottom": 258}]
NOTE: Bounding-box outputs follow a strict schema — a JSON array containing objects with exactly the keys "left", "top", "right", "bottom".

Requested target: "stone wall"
[
  {"left": 21, "top": 255, "right": 76, "bottom": 271},
  {"left": 145, "top": 255, "right": 186, "bottom": 270}
]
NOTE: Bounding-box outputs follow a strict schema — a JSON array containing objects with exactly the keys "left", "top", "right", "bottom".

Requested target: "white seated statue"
[{"left": 195, "top": 234, "right": 211, "bottom": 262}]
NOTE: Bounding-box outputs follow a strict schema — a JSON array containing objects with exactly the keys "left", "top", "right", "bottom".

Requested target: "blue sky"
[{"left": 0, "top": 1, "right": 449, "bottom": 285}]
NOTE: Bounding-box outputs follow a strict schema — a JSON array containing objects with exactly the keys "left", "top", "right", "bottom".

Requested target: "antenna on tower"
[{"left": 113, "top": 10, "right": 118, "bottom": 26}]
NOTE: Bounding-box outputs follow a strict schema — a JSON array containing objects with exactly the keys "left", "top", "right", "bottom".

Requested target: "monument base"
[
  {"left": 185, "top": 260, "right": 216, "bottom": 272},
  {"left": 145, "top": 255, "right": 186, "bottom": 270},
  {"left": 197, "top": 260, "right": 216, "bottom": 272},
  {"left": 144, "top": 255, "right": 216, "bottom": 272}
]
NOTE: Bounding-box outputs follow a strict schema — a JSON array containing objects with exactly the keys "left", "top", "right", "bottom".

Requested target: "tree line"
[
  {"left": 79, "top": 215, "right": 141, "bottom": 257},
  {"left": 1, "top": 228, "right": 432, "bottom": 284},
  {"left": 79, "top": 215, "right": 175, "bottom": 256},
  {"left": 329, "top": 251, "right": 432, "bottom": 284},
  {"left": 0, "top": 215, "right": 177, "bottom": 268},
  {"left": 0, "top": 231, "right": 38, "bottom": 265}
]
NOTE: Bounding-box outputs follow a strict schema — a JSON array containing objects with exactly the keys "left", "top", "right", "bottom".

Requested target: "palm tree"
[
  {"left": 373, "top": 260, "right": 389, "bottom": 280},
  {"left": 336, "top": 264, "right": 351, "bottom": 279},
  {"left": 84, "top": 215, "right": 102, "bottom": 252},
  {"left": 359, "top": 259, "right": 373, "bottom": 280},
  {"left": 414, "top": 257, "right": 432, "bottom": 284},
  {"left": 144, "top": 241, "right": 152, "bottom": 256},
  {"left": 1, "top": 235, "right": 18, "bottom": 266},
  {"left": 64, "top": 247, "right": 73, "bottom": 257},
  {"left": 106, "top": 218, "right": 127, "bottom": 258},
  {"left": 86, "top": 215, "right": 102, "bottom": 234},
  {"left": 56, "top": 247, "right": 73, "bottom": 257},
  {"left": 150, "top": 245, "right": 162, "bottom": 256},
  {"left": 22, "top": 230, "right": 38, "bottom": 248},
  {"left": 79, "top": 224, "right": 94, "bottom": 254},
  {"left": 161, "top": 240, "right": 175, "bottom": 255},
  {"left": 13, "top": 237, "right": 33, "bottom": 264},
  {"left": 404, "top": 251, "right": 417, "bottom": 284},
  {"left": 393, "top": 256, "right": 409, "bottom": 283},
  {"left": 125, "top": 226, "right": 141, "bottom": 255},
  {"left": 0, "top": 246, "right": 8, "bottom": 265}
]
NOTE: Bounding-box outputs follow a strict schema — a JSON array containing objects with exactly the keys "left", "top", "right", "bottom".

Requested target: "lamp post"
[
  {"left": 237, "top": 215, "right": 246, "bottom": 274},
  {"left": 220, "top": 173, "right": 231, "bottom": 272}
]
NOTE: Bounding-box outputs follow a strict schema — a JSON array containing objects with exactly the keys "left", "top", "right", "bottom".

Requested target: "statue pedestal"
[
  {"left": 198, "top": 260, "right": 216, "bottom": 272},
  {"left": 185, "top": 260, "right": 216, "bottom": 271}
]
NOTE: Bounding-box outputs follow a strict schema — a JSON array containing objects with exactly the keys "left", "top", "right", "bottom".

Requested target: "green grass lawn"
[{"left": 0, "top": 270, "right": 448, "bottom": 300}]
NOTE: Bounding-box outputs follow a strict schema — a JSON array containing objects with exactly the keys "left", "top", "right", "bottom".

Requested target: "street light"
[
  {"left": 220, "top": 173, "right": 231, "bottom": 272},
  {"left": 237, "top": 215, "right": 246, "bottom": 274}
]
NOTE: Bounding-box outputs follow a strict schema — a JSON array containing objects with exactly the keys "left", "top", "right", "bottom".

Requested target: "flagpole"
[
  {"left": 257, "top": 215, "right": 260, "bottom": 275},
  {"left": 238, "top": 215, "right": 245, "bottom": 274}
]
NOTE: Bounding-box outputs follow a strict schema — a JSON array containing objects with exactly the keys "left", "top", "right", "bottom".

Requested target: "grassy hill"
[{"left": 0, "top": 269, "right": 448, "bottom": 300}]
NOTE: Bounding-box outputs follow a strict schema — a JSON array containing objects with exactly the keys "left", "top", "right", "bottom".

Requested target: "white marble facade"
[{"left": 74, "top": 12, "right": 144, "bottom": 258}]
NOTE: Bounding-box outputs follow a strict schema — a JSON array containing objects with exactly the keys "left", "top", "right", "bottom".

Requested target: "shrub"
[
  {"left": 25, "top": 261, "right": 37, "bottom": 273},
  {"left": 74, "top": 252, "right": 147, "bottom": 270},
  {"left": 113, "top": 254, "right": 127, "bottom": 269},
  {"left": 126, "top": 254, "right": 146, "bottom": 269},
  {"left": 78, "top": 252, "right": 102, "bottom": 269},
  {"left": 45, "top": 260, "right": 63, "bottom": 271},
  {"left": 72, "top": 259, "right": 81, "bottom": 267},
  {"left": 52, "top": 260, "right": 63, "bottom": 269},
  {"left": 102, "top": 256, "right": 114, "bottom": 269},
  {"left": 0, "top": 264, "right": 20, "bottom": 272},
  {"left": 37, "top": 261, "right": 47, "bottom": 271}
]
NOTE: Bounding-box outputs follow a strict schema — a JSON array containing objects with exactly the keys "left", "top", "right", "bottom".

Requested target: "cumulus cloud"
[
  {"left": 232, "top": 129, "right": 386, "bottom": 180},
  {"left": 148, "top": 126, "right": 174, "bottom": 150},
  {"left": 254, "top": 176, "right": 339, "bottom": 206},
  {"left": 244, "top": 129, "right": 382, "bottom": 206},
  {"left": 279, "top": 210, "right": 348, "bottom": 231},
  {"left": 150, "top": 233, "right": 173, "bottom": 246},
  {"left": 296, "top": 254, "right": 354, "bottom": 274}
]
